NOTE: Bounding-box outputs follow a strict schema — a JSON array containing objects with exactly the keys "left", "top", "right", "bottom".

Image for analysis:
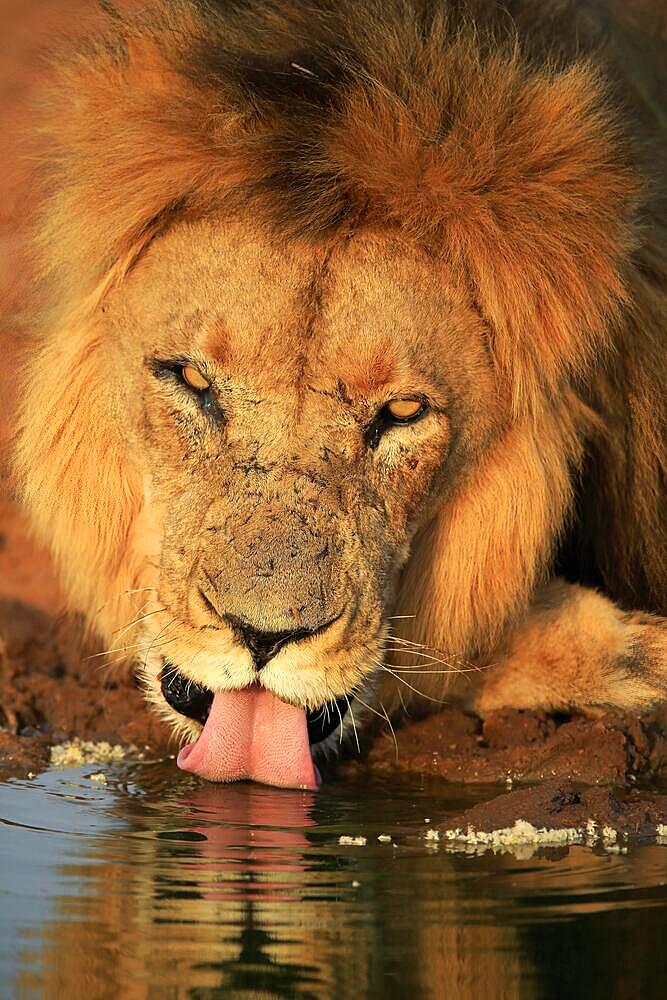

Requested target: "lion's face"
[{"left": 103, "top": 216, "right": 499, "bottom": 735}]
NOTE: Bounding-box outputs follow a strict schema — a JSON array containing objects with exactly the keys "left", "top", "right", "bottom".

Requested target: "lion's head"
[{"left": 16, "top": 1, "right": 643, "bottom": 786}]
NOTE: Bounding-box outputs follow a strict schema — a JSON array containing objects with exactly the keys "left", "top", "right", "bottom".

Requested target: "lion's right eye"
[
  {"left": 181, "top": 364, "right": 211, "bottom": 391},
  {"left": 148, "top": 358, "right": 224, "bottom": 423}
]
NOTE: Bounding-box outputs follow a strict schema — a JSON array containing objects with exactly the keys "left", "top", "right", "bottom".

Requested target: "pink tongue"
[{"left": 176, "top": 685, "right": 318, "bottom": 790}]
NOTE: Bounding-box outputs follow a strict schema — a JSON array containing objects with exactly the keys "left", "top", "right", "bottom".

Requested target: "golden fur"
[{"left": 16, "top": 0, "right": 667, "bottom": 749}]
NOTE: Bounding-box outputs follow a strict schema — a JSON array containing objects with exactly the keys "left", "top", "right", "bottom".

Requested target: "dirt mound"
[
  {"left": 0, "top": 599, "right": 166, "bottom": 750},
  {"left": 355, "top": 704, "right": 667, "bottom": 786}
]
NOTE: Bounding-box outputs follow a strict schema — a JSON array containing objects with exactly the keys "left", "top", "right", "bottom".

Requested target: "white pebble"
[{"left": 50, "top": 739, "right": 128, "bottom": 767}]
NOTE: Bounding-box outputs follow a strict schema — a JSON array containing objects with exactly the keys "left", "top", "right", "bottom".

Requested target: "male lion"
[{"left": 16, "top": 0, "right": 666, "bottom": 788}]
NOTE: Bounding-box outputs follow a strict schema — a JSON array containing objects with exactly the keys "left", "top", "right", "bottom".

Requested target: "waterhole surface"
[{"left": 1, "top": 762, "right": 666, "bottom": 998}]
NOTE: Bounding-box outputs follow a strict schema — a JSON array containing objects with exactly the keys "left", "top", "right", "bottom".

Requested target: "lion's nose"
[
  {"left": 223, "top": 615, "right": 336, "bottom": 670},
  {"left": 224, "top": 614, "right": 323, "bottom": 671}
]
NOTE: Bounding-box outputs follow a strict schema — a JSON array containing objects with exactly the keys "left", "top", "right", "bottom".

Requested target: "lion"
[{"left": 15, "top": 0, "right": 666, "bottom": 788}]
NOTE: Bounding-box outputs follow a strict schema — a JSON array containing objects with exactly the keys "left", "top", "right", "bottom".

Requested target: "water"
[{"left": 1, "top": 762, "right": 666, "bottom": 999}]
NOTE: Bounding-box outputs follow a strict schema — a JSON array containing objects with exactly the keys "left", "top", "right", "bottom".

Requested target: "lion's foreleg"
[{"left": 472, "top": 578, "right": 667, "bottom": 715}]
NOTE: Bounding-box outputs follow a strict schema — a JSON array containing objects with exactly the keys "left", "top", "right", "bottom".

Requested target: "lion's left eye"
[
  {"left": 181, "top": 365, "right": 211, "bottom": 391},
  {"left": 365, "top": 397, "right": 428, "bottom": 449},
  {"left": 385, "top": 398, "right": 425, "bottom": 422}
]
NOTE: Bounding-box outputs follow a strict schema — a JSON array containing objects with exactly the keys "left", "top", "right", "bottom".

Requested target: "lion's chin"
[{"left": 161, "top": 664, "right": 350, "bottom": 790}]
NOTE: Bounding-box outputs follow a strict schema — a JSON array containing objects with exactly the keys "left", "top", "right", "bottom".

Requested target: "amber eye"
[
  {"left": 385, "top": 398, "right": 425, "bottom": 422},
  {"left": 181, "top": 364, "right": 211, "bottom": 391}
]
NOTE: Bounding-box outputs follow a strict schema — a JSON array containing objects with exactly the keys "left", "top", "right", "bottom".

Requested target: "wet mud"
[
  {"left": 343, "top": 707, "right": 667, "bottom": 831},
  {"left": 1, "top": 594, "right": 666, "bottom": 829},
  {"left": 0, "top": 600, "right": 167, "bottom": 775}
]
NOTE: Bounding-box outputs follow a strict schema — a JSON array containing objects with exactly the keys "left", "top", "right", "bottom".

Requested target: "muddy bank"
[
  {"left": 442, "top": 780, "right": 667, "bottom": 840},
  {"left": 342, "top": 707, "right": 667, "bottom": 832},
  {"left": 1, "top": 598, "right": 666, "bottom": 829}
]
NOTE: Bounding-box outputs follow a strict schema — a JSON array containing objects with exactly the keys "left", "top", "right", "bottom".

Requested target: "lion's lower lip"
[
  {"left": 160, "top": 664, "right": 213, "bottom": 725},
  {"left": 305, "top": 697, "right": 350, "bottom": 745},
  {"left": 159, "top": 661, "right": 349, "bottom": 746}
]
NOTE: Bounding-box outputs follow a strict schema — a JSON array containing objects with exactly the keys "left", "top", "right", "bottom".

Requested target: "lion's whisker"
[
  {"left": 386, "top": 631, "right": 477, "bottom": 669},
  {"left": 344, "top": 693, "right": 360, "bottom": 754},
  {"left": 384, "top": 646, "right": 472, "bottom": 671},
  {"left": 333, "top": 698, "right": 345, "bottom": 746},
  {"left": 85, "top": 641, "right": 156, "bottom": 660},
  {"left": 349, "top": 690, "right": 384, "bottom": 725},
  {"left": 389, "top": 661, "right": 495, "bottom": 675},
  {"left": 94, "top": 636, "right": 180, "bottom": 673},
  {"left": 384, "top": 667, "right": 468, "bottom": 674},
  {"left": 386, "top": 635, "right": 429, "bottom": 648},
  {"left": 375, "top": 660, "right": 448, "bottom": 705},
  {"left": 385, "top": 647, "right": 459, "bottom": 666},
  {"left": 380, "top": 700, "right": 399, "bottom": 763},
  {"left": 352, "top": 691, "right": 399, "bottom": 763},
  {"left": 86, "top": 626, "right": 179, "bottom": 660},
  {"left": 395, "top": 683, "right": 410, "bottom": 718},
  {"left": 387, "top": 635, "right": 457, "bottom": 656},
  {"left": 112, "top": 606, "right": 167, "bottom": 639},
  {"left": 141, "top": 617, "right": 180, "bottom": 674},
  {"left": 385, "top": 651, "right": 457, "bottom": 667}
]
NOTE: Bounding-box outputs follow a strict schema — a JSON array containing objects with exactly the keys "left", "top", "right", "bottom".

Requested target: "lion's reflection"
[
  {"left": 13, "top": 779, "right": 534, "bottom": 998},
  {"left": 13, "top": 772, "right": 667, "bottom": 998}
]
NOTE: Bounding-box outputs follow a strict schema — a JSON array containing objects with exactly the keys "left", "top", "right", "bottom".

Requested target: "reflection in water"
[{"left": 1, "top": 764, "right": 666, "bottom": 998}]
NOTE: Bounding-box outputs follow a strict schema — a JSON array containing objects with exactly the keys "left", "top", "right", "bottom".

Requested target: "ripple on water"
[{"left": 1, "top": 763, "right": 666, "bottom": 998}]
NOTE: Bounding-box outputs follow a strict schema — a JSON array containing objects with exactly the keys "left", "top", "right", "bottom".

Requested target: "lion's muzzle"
[
  {"left": 156, "top": 462, "right": 388, "bottom": 787},
  {"left": 192, "top": 490, "right": 351, "bottom": 653}
]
